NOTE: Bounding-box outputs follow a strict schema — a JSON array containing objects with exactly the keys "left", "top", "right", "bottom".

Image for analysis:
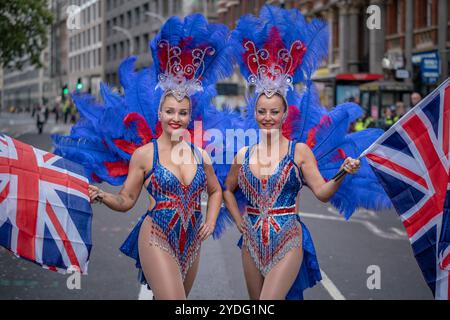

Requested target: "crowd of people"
[
  {"left": 352, "top": 91, "right": 422, "bottom": 132},
  {"left": 31, "top": 98, "right": 78, "bottom": 134}
]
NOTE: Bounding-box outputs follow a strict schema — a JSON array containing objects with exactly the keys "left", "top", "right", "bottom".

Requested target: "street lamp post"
[
  {"left": 144, "top": 12, "right": 166, "bottom": 26},
  {"left": 112, "top": 26, "right": 134, "bottom": 56}
]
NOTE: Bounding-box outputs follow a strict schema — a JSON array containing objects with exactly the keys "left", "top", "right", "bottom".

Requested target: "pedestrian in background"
[
  {"left": 36, "top": 106, "right": 45, "bottom": 134},
  {"left": 63, "top": 100, "right": 70, "bottom": 124},
  {"left": 410, "top": 92, "right": 422, "bottom": 109},
  {"left": 383, "top": 106, "right": 396, "bottom": 130},
  {"left": 394, "top": 101, "right": 406, "bottom": 123}
]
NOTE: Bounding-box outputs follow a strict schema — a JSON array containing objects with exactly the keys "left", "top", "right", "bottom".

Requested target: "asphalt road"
[{"left": 0, "top": 121, "right": 433, "bottom": 300}]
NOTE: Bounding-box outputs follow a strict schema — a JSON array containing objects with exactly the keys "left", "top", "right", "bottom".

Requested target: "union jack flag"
[
  {"left": 362, "top": 77, "right": 450, "bottom": 299},
  {"left": 0, "top": 133, "right": 92, "bottom": 274}
]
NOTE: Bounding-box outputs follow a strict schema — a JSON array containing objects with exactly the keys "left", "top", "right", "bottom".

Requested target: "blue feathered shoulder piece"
[
  {"left": 212, "top": 5, "right": 393, "bottom": 222},
  {"left": 52, "top": 60, "right": 159, "bottom": 185}
]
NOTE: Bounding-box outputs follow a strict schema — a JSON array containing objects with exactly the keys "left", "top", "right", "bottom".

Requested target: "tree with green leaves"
[{"left": 0, "top": 0, "right": 54, "bottom": 69}]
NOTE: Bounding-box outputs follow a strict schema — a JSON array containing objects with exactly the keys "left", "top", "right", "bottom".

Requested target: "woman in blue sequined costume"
[
  {"left": 52, "top": 14, "right": 236, "bottom": 299},
  {"left": 220, "top": 5, "right": 392, "bottom": 300}
]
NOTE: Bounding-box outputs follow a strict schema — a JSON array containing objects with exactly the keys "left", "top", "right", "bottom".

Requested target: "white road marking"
[
  {"left": 319, "top": 269, "right": 346, "bottom": 300},
  {"left": 300, "top": 212, "right": 407, "bottom": 240},
  {"left": 390, "top": 227, "right": 407, "bottom": 236},
  {"left": 138, "top": 284, "right": 154, "bottom": 300}
]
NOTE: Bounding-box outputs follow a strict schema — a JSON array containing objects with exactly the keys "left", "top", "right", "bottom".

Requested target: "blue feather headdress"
[
  {"left": 231, "top": 5, "right": 328, "bottom": 99},
  {"left": 151, "top": 14, "right": 234, "bottom": 103}
]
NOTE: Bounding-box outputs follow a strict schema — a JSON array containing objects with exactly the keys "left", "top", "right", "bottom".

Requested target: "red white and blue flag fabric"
[
  {"left": 362, "top": 77, "right": 450, "bottom": 299},
  {"left": 0, "top": 133, "right": 92, "bottom": 274}
]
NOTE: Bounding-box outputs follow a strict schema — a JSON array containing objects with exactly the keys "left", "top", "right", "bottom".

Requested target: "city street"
[{"left": 0, "top": 122, "right": 433, "bottom": 300}]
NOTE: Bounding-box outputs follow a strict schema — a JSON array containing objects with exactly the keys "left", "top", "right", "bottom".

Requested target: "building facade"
[
  {"left": 68, "top": 0, "right": 104, "bottom": 97},
  {"left": 2, "top": 39, "right": 51, "bottom": 112},
  {"left": 104, "top": 0, "right": 186, "bottom": 87},
  {"left": 50, "top": 0, "right": 70, "bottom": 104},
  {"left": 2, "top": 0, "right": 78, "bottom": 112}
]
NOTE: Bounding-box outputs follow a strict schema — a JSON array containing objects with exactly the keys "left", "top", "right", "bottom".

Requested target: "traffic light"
[
  {"left": 62, "top": 84, "right": 69, "bottom": 97},
  {"left": 76, "top": 78, "right": 83, "bottom": 90}
]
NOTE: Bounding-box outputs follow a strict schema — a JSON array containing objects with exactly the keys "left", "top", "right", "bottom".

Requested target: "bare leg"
[
  {"left": 259, "top": 246, "right": 303, "bottom": 300},
  {"left": 183, "top": 248, "right": 201, "bottom": 297},
  {"left": 138, "top": 216, "right": 186, "bottom": 300},
  {"left": 242, "top": 246, "right": 264, "bottom": 300}
]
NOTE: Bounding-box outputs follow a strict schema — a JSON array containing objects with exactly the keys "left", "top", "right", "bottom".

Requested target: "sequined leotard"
[
  {"left": 237, "top": 140, "right": 322, "bottom": 299},
  {"left": 120, "top": 138, "right": 206, "bottom": 286}
]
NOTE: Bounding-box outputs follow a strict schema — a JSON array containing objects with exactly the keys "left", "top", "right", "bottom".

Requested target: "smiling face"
[
  {"left": 159, "top": 94, "right": 191, "bottom": 135},
  {"left": 255, "top": 93, "right": 287, "bottom": 130}
]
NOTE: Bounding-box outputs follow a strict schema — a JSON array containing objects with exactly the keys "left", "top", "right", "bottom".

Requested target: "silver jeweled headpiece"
[
  {"left": 244, "top": 39, "right": 306, "bottom": 98},
  {"left": 155, "top": 39, "right": 215, "bottom": 102}
]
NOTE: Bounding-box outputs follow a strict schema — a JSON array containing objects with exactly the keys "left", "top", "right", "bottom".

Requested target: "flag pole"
[{"left": 332, "top": 156, "right": 363, "bottom": 181}]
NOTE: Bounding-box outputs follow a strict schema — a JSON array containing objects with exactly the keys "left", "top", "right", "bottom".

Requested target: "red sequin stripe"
[
  {"left": 154, "top": 201, "right": 174, "bottom": 210},
  {"left": 246, "top": 206, "right": 296, "bottom": 215}
]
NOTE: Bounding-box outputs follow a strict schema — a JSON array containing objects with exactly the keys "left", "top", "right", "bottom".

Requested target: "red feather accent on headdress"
[
  {"left": 242, "top": 27, "right": 306, "bottom": 80},
  {"left": 157, "top": 36, "right": 208, "bottom": 81}
]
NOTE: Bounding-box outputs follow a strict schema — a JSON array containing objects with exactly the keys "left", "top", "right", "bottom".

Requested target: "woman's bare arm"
[
  {"left": 295, "top": 143, "right": 359, "bottom": 203},
  {"left": 198, "top": 149, "right": 223, "bottom": 240},
  {"left": 89, "top": 145, "right": 150, "bottom": 212},
  {"left": 222, "top": 147, "right": 247, "bottom": 232}
]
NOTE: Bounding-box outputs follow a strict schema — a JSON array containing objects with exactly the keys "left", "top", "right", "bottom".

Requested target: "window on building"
[
  {"left": 98, "top": 48, "right": 101, "bottom": 66},
  {"left": 92, "top": 3, "right": 96, "bottom": 20},
  {"left": 127, "top": 11, "right": 132, "bottom": 28},
  {"left": 143, "top": 3, "right": 149, "bottom": 21},
  {"left": 426, "top": 0, "right": 433, "bottom": 27},
  {"left": 143, "top": 33, "right": 149, "bottom": 49},
  {"left": 135, "top": 7, "right": 141, "bottom": 26},
  {"left": 120, "top": 41, "right": 124, "bottom": 58},
  {"left": 120, "top": 14, "right": 124, "bottom": 27},
  {"left": 134, "top": 36, "right": 140, "bottom": 53},
  {"left": 113, "top": 17, "right": 117, "bottom": 31},
  {"left": 163, "top": 0, "right": 169, "bottom": 16}
]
